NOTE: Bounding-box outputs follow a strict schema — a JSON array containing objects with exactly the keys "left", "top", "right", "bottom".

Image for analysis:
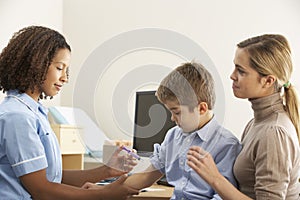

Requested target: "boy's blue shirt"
[
  {"left": 0, "top": 90, "right": 62, "bottom": 199},
  {"left": 150, "top": 116, "right": 242, "bottom": 200}
]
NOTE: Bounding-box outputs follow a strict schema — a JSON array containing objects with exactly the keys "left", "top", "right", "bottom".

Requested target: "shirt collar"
[
  {"left": 194, "top": 116, "right": 218, "bottom": 142},
  {"left": 7, "top": 90, "right": 47, "bottom": 115}
]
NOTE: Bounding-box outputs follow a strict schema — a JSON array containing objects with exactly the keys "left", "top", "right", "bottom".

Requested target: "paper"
[{"left": 141, "top": 188, "right": 165, "bottom": 192}]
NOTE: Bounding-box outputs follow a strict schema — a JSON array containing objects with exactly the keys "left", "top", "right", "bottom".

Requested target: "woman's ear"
[
  {"left": 198, "top": 102, "right": 208, "bottom": 114},
  {"left": 262, "top": 75, "right": 276, "bottom": 88}
]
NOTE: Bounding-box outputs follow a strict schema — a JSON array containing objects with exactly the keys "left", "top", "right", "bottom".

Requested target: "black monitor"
[{"left": 133, "top": 91, "right": 176, "bottom": 155}]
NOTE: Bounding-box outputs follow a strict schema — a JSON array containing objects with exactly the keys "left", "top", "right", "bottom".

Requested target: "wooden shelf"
[{"left": 51, "top": 124, "right": 85, "bottom": 170}]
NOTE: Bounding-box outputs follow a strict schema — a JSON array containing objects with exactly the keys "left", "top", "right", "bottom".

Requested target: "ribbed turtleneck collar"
[{"left": 249, "top": 92, "right": 285, "bottom": 122}]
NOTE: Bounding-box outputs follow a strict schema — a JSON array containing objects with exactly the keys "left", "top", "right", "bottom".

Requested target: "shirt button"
[{"left": 180, "top": 161, "right": 184, "bottom": 165}]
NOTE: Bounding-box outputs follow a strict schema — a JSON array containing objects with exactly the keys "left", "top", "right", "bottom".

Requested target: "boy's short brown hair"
[{"left": 156, "top": 62, "right": 215, "bottom": 110}]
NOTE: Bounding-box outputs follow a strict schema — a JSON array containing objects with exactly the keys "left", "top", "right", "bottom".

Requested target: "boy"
[{"left": 123, "top": 62, "right": 242, "bottom": 199}]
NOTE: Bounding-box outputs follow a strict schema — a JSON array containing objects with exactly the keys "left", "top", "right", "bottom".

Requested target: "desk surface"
[{"left": 130, "top": 184, "right": 174, "bottom": 200}]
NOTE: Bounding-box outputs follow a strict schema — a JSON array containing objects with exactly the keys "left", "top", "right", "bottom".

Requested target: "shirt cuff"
[{"left": 12, "top": 155, "right": 48, "bottom": 177}]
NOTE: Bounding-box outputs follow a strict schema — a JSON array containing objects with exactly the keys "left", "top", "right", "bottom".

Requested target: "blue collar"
[
  {"left": 195, "top": 116, "right": 218, "bottom": 142},
  {"left": 6, "top": 90, "right": 48, "bottom": 115}
]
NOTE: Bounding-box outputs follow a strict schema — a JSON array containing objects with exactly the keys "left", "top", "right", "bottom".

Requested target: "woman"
[
  {"left": 187, "top": 34, "right": 300, "bottom": 199},
  {"left": 0, "top": 26, "right": 138, "bottom": 199}
]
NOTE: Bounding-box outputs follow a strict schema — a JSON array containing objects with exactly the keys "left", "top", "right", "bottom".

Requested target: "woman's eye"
[
  {"left": 56, "top": 67, "right": 63, "bottom": 71},
  {"left": 237, "top": 68, "right": 245, "bottom": 75}
]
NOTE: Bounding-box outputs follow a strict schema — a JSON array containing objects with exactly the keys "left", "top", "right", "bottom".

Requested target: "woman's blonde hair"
[{"left": 238, "top": 34, "right": 300, "bottom": 144}]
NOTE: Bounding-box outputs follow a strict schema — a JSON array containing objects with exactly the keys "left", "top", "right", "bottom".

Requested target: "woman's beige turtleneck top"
[{"left": 233, "top": 92, "right": 300, "bottom": 200}]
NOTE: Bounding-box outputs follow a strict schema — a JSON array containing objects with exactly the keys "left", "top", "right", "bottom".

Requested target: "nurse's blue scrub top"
[{"left": 0, "top": 90, "right": 62, "bottom": 199}]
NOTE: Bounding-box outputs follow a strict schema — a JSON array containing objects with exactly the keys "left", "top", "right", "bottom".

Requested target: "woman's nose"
[
  {"left": 60, "top": 71, "right": 68, "bottom": 83},
  {"left": 230, "top": 70, "right": 236, "bottom": 81}
]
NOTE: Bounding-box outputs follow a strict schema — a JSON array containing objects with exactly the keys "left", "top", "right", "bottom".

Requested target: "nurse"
[{"left": 0, "top": 25, "right": 139, "bottom": 199}]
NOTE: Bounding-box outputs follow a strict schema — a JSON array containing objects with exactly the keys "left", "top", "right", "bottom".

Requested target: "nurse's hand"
[
  {"left": 81, "top": 182, "right": 99, "bottom": 190},
  {"left": 82, "top": 175, "right": 139, "bottom": 200},
  {"left": 187, "top": 146, "right": 222, "bottom": 185},
  {"left": 105, "top": 146, "right": 138, "bottom": 177}
]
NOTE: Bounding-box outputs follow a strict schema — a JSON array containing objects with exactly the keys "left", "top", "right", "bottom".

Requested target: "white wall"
[
  {"left": 3, "top": 0, "right": 298, "bottom": 141},
  {"left": 0, "top": 0, "right": 63, "bottom": 107},
  {"left": 62, "top": 0, "right": 300, "bottom": 141}
]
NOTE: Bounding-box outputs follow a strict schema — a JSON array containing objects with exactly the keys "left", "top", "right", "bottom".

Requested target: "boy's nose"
[{"left": 171, "top": 114, "right": 176, "bottom": 122}]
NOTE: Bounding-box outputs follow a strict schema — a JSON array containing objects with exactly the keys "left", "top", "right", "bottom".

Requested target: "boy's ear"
[
  {"left": 262, "top": 75, "right": 276, "bottom": 88},
  {"left": 198, "top": 102, "right": 208, "bottom": 114}
]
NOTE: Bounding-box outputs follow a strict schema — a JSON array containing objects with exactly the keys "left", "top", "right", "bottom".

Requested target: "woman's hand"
[
  {"left": 82, "top": 175, "right": 139, "bottom": 200},
  {"left": 187, "top": 146, "right": 222, "bottom": 186},
  {"left": 81, "top": 182, "right": 100, "bottom": 190},
  {"left": 105, "top": 146, "right": 138, "bottom": 177}
]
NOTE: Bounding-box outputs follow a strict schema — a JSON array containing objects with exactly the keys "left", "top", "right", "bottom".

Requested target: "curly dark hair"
[{"left": 0, "top": 26, "right": 71, "bottom": 96}]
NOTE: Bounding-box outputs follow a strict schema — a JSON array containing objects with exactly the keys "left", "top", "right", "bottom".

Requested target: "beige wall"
[
  {"left": 0, "top": 0, "right": 63, "bottom": 107},
  {"left": 1, "top": 0, "right": 300, "bottom": 142},
  {"left": 62, "top": 0, "right": 300, "bottom": 140}
]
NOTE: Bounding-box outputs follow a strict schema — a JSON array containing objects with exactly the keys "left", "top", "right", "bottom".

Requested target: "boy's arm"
[
  {"left": 214, "top": 141, "right": 242, "bottom": 187},
  {"left": 124, "top": 164, "right": 164, "bottom": 190}
]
